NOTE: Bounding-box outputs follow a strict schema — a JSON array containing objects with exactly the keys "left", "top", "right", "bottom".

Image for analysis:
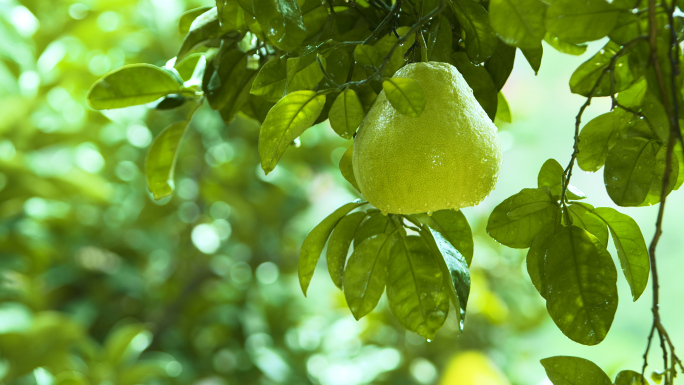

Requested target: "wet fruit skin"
[{"left": 352, "top": 61, "right": 503, "bottom": 215}]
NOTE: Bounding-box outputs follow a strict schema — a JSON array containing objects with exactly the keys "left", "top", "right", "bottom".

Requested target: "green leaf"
[
  {"left": 452, "top": 52, "right": 499, "bottom": 120},
  {"left": 205, "top": 49, "right": 254, "bottom": 113},
  {"left": 298, "top": 201, "right": 365, "bottom": 295},
  {"left": 567, "top": 203, "right": 608, "bottom": 246},
  {"left": 382, "top": 77, "right": 426, "bottom": 118},
  {"left": 592, "top": 207, "right": 649, "bottom": 301},
  {"left": 105, "top": 324, "right": 151, "bottom": 366},
  {"left": 339, "top": 144, "right": 360, "bottom": 191},
  {"left": 640, "top": 144, "right": 680, "bottom": 206},
  {"left": 617, "top": 78, "right": 647, "bottom": 109},
  {"left": 344, "top": 233, "right": 393, "bottom": 319},
  {"left": 641, "top": 93, "right": 670, "bottom": 142},
  {"left": 375, "top": 26, "right": 416, "bottom": 76},
  {"left": 537, "top": 158, "right": 564, "bottom": 192},
  {"left": 615, "top": 370, "right": 649, "bottom": 385},
  {"left": 174, "top": 53, "right": 205, "bottom": 82},
  {"left": 354, "top": 212, "right": 395, "bottom": 246},
  {"left": 545, "top": 226, "right": 618, "bottom": 345},
  {"left": 87, "top": 64, "right": 182, "bottom": 110},
  {"left": 544, "top": 33, "right": 587, "bottom": 56},
  {"left": 286, "top": 53, "right": 325, "bottom": 92},
  {"left": 179, "top": 6, "right": 213, "bottom": 35},
  {"left": 354, "top": 44, "right": 380, "bottom": 69},
  {"left": 426, "top": 16, "right": 454, "bottom": 63},
  {"left": 218, "top": 0, "right": 246, "bottom": 31},
  {"left": 604, "top": 137, "right": 657, "bottom": 206},
  {"left": 329, "top": 89, "right": 365, "bottom": 139},
  {"left": 527, "top": 227, "right": 555, "bottom": 298},
  {"left": 301, "top": 0, "right": 329, "bottom": 39},
  {"left": 489, "top": 0, "right": 547, "bottom": 49},
  {"left": 327, "top": 211, "right": 367, "bottom": 289},
  {"left": 452, "top": 0, "right": 497, "bottom": 63},
  {"left": 521, "top": 45, "right": 543, "bottom": 75},
  {"left": 609, "top": 11, "right": 642, "bottom": 45},
  {"left": 569, "top": 41, "right": 633, "bottom": 97},
  {"left": 250, "top": 57, "right": 287, "bottom": 102},
  {"left": 258, "top": 90, "right": 327, "bottom": 174},
  {"left": 412, "top": 210, "right": 474, "bottom": 266},
  {"left": 541, "top": 356, "right": 612, "bottom": 385},
  {"left": 145, "top": 120, "right": 191, "bottom": 200},
  {"left": 577, "top": 111, "right": 626, "bottom": 172},
  {"left": 425, "top": 227, "right": 471, "bottom": 316},
  {"left": 545, "top": 0, "right": 620, "bottom": 44},
  {"left": 387, "top": 235, "right": 450, "bottom": 339},
  {"left": 241, "top": 0, "right": 307, "bottom": 52},
  {"left": 177, "top": 8, "right": 224, "bottom": 61},
  {"left": 485, "top": 41, "right": 517, "bottom": 91},
  {"left": 486, "top": 188, "right": 559, "bottom": 248},
  {"left": 495, "top": 92, "right": 512, "bottom": 123}
]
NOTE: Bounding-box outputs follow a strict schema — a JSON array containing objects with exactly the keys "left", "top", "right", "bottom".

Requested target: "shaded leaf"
[
  {"left": 344, "top": 233, "right": 393, "bottom": 319},
  {"left": 527, "top": 227, "right": 555, "bottom": 298},
  {"left": 87, "top": 64, "right": 182, "bottom": 110},
  {"left": 425, "top": 227, "right": 471, "bottom": 316},
  {"left": 329, "top": 88, "right": 365, "bottom": 139},
  {"left": 412, "top": 210, "right": 474, "bottom": 265},
  {"left": 486, "top": 188, "right": 559, "bottom": 248},
  {"left": 452, "top": 0, "right": 497, "bottom": 62},
  {"left": 250, "top": 57, "right": 287, "bottom": 102},
  {"left": 339, "top": 144, "right": 360, "bottom": 191},
  {"left": 179, "top": 6, "right": 213, "bottom": 35},
  {"left": 241, "top": 0, "right": 307, "bottom": 52},
  {"left": 258, "top": 91, "right": 326, "bottom": 174},
  {"left": 204, "top": 48, "right": 253, "bottom": 113},
  {"left": 541, "top": 356, "right": 612, "bottom": 385},
  {"left": 489, "top": 0, "right": 547, "bottom": 49},
  {"left": 177, "top": 8, "right": 225, "bottom": 61},
  {"left": 387, "top": 235, "right": 449, "bottom": 339},
  {"left": 326, "top": 211, "right": 368, "bottom": 289},
  {"left": 604, "top": 137, "right": 657, "bottom": 206},
  {"left": 354, "top": 212, "right": 395, "bottom": 246},
  {"left": 537, "top": 158, "right": 585, "bottom": 199},
  {"left": 217, "top": 0, "right": 246, "bottom": 31},
  {"left": 382, "top": 77, "right": 426, "bottom": 118},
  {"left": 145, "top": 120, "right": 191, "bottom": 200},
  {"left": 426, "top": 16, "right": 453, "bottom": 63},
  {"left": 174, "top": 53, "right": 205, "bottom": 82},
  {"left": 452, "top": 52, "right": 498, "bottom": 119},
  {"left": 545, "top": 226, "right": 618, "bottom": 345},
  {"left": 592, "top": 207, "right": 650, "bottom": 301},
  {"left": 374, "top": 26, "right": 416, "bottom": 76},
  {"left": 545, "top": 0, "right": 620, "bottom": 44},
  {"left": 485, "top": 41, "right": 517, "bottom": 91},
  {"left": 639, "top": 144, "right": 680, "bottom": 206},
  {"left": 354, "top": 44, "right": 380, "bottom": 69},
  {"left": 298, "top": 201, "right": 365, "bottom": 295}
]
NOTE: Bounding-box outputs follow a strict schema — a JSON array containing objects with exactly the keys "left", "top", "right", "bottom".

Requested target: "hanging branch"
[{"left": 640, "top": 0, "right": 684, "bottom": 383}]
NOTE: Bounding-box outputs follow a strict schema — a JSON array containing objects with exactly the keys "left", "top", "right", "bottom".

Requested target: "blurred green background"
[{"left": 0, "top": 0, "right": 681, "bottom": 384}]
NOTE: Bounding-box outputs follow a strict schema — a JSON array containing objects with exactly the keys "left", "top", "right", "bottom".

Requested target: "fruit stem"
[{"left": 418, "top": 31, "right": 428, "bottom": 62}]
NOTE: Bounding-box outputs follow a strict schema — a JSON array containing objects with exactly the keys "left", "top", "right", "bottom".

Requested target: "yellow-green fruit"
[{"left": 352, "top": 62, "right": 502, "bottom": 215}]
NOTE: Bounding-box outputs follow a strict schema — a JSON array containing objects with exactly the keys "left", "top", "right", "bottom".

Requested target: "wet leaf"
[
  {"left": 258, "top": 90, "right": 326, "bottom": 174},
  {"left": 425, "top": 227, "right": 471, "bottom": 316},
  {"left": 544, "top": 33, "right": 588, "bottom": 55},
  {"left": 387, "top": 235, "right": 450, "bottom": 339},
  {"left": 489, "top": 0, "right": 547, "bottom": 49},
  {"left": 545, "top": 226, "right": 618, "bottom": 345},
  {"left": 541, "top": 356, "right": 612, "bottom": 385},
  {"left": 87, "top": 64, "right": 182, "bottom": 110},
  {"left": 251, "top": 57, "right": 287, "bottom": 102},
  {"left": 487, "top": 188, "right": 559, "bottom": 248},
  {"left": 327, "top": 211, "right": 367, "bottom": 289},
  {"left": 412, "top": 210, "right": 474, "bottom": 266},
  {"left": 329, "top": 89, "right": 365, "bottom": 139},
  {"left": 569, "top": 41, "right": 633, "bottom": 97},
  {"left": 374, "top": 26, "right": 416, "bottom": 76},
  {"left": 382, "top": 77, "right": 426, "bottom": 118},
  {"left": 567, "top": 203, "right": 608, "bottom": 246},
  {"left": 299, "top": 201, "right": 365, "bottom": 295},
  {"left": 354, "top": 212, "right": 395, "bottom": 246},
  {"left": 452, "top": 0, "right": 497, "bottom": 62},
  {"left": 426, "top": 16, "right": 453, "bottom": 62},
  {"left": 545, "top": 0, "right": 620, "bottom": 44},
  {"left": 615, "top": 370, "right": 649, "bottom": 385},
  {"left": 240, "top": 0, "right": 307, "bottom": 52},
  {"left": 527, "top": 227, "right": 555, "bottom": 298},
  {"left": 286, "top": 53, "right": 326, "bottom": 92},
  {"left": 604, "top": 137, "right": 657, "bottom": 206},
  {"left": 344, "top": 233, "right": 393, "bottom": 319},
  {"left": 577, "top": 111, "right": 626, "bottom": 172},
  {"left": 145, "top": 120, "right": 191, "bottom": 200}
]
